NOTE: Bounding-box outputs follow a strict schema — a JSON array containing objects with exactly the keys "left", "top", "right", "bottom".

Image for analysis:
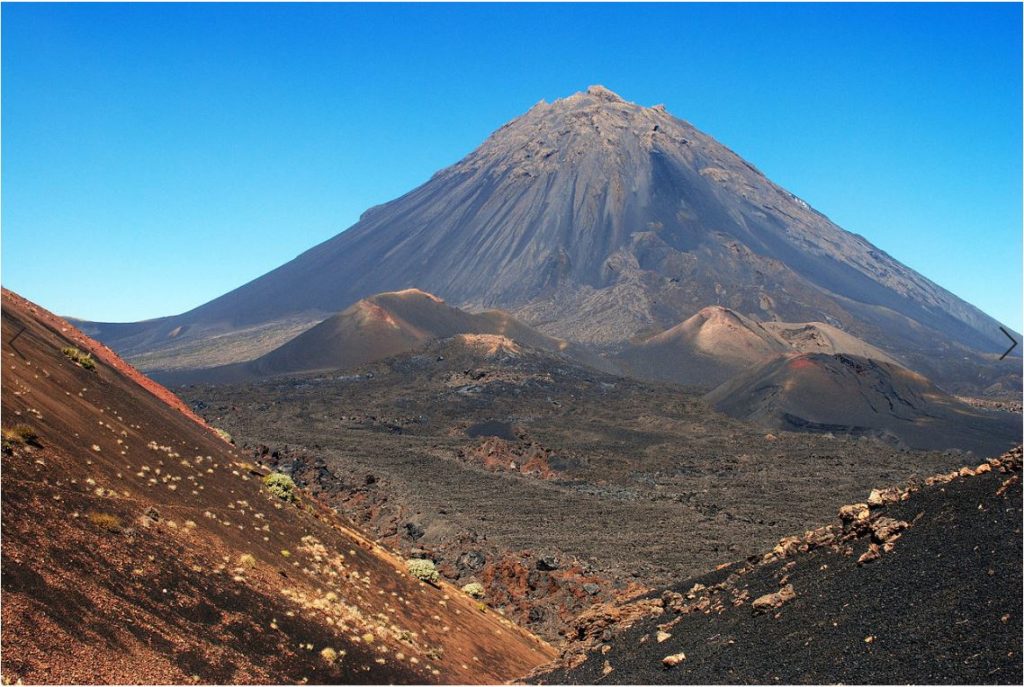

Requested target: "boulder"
[
  {"left": 458, "top": 550, "right": 486, "bottom": 572},
  {"left": 752, "top": 584, "right": 796, "bottom": 613},
  {"left": 662, "top": 652, "right": 686, "bottom": 668},
  {"left": 870, "top": 516, "right": 909, "bottom": 544},
  {"left": 839, "top": 503, "right": 870, "bottom": 524},
  {"left": 404, "top": 522, "right": 425, "bottom": 540},
  {"left": 536, "top": 555, "right": 560, "bottom": 571},
  {"left": 857, "top": 543, "right": 881, "bottom": 565}
]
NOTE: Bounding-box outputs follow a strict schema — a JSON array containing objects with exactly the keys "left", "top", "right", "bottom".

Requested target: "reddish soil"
[
  {"left": 786, "top": 355, "right": 817, "bottom": 371},
  {"left": 0, "top": 289, "right": 555, "bottom": 684},
  {"left": 458, "top": 437, "right": 561, "bottom": 479},
  {"left": 2, "top": 289, "right": 211, "bottom": 429}
]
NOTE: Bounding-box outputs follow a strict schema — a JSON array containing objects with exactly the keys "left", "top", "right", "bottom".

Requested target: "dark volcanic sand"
[{"left": 537, "top": 461, "right": 1023, "bottom": 684}]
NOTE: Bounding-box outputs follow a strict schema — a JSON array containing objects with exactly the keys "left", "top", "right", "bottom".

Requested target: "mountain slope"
[
  {"left": 81, "top": 86, "right": 1018, "bottom": 391},
  {"left": 0, "top": 289, "right": 555, "bottom": 683},
  {"left": 762, "top": 320, "right": 902, "bottom": 362},
  {"left": 613, "top": 305, "right": 901, "bottom": 388},
  {"left": 706, "top": 352, "right": 1020, "bottom": 454},
  {"left": 613, "top": 306, "right": 790, "bottom": 387},
  {"left": 152, "top": 289, "right": 607, "bottom": 384}
]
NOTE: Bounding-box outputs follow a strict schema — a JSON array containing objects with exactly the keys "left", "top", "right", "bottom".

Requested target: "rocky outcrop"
[{"left": 456, "top": 437, "right": 562, "bottom": 479}]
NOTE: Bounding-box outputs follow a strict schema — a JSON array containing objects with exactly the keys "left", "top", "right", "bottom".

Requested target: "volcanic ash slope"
[{"left": 0, "top": 288, "right": 555, "bottom": 684}]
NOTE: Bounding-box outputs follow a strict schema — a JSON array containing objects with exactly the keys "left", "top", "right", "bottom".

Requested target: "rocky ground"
[
  {"left": 956, "top": 395, "right": 1024, "bottom": 414},
  {"left": 179, "top": 336, "right": 998, "bottom": 642},
  {"left": 535, "top": 448, "right": 1023, "bottom": 684}
]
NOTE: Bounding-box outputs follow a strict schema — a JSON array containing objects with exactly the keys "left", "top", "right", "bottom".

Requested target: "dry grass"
[
  {"left": 88, "top": 512, "right": 122, "bottom": 533},
  {"left": 2, "top": 424, "right": 40, "bottom": 448},
  {"left": 61, "top": 346, "right": 96, "bottom": 371}
]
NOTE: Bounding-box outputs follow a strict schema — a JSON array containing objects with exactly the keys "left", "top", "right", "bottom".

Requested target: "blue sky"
[{"left": 2, "top": 2, "right": 1021, "bottom": 331}]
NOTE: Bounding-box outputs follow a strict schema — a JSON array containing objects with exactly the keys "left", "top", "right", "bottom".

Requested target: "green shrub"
[
  {"left": 2, "top": 424, "right": 40, "bottom": 450},
  {"left": 406, "top": 558, "right": 439, "bottom": 584},
  {"left": 263, "top": 472, "right": 297, "bottom": 502},
  {"left": 461, "top": 582, "right": 485, "bottom": 599},
  {"left": 213, "top": 427, "right": 234, "bottom": 444},
  {"left": 61, "top": 346, "right": 96, "bottom": 370}
]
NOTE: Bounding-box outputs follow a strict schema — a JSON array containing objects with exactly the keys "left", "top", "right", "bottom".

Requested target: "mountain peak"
[
  {"left": 540, "top": 85, "right": 635, "bottom": 113},
  {"left": 584, "top": 84, "right": 624, "bottom": 101},
  {"left": 88, "top": 87, "right": 1016, "bottom": 395},
  {"left": 561, "top": 84, "right": 636, "bottom": 110}
]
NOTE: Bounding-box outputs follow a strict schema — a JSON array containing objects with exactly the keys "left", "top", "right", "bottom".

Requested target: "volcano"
[
  {"left": 707, "top": 352, "right": 1020, "bottom": 454},
  {"left": 153, "top": 288, "right": 607, "bottom": 384},
  {"left": 613, "top": 306, "right": 901, "bottom": 388},
  {"left": 80, "top": 86, "right": 1018, "bottom": 392}
]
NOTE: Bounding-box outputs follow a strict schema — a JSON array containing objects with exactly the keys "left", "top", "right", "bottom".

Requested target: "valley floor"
[{"left": 180, "top": 340, "right": 1007, "bottom": 642}]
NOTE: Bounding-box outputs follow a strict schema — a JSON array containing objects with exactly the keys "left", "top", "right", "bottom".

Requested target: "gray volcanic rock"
[{"left": 82, "top": 86, "right": 1018, "bottom": 391}]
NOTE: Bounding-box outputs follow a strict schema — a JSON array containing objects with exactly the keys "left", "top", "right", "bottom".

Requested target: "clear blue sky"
[{"left": 3, "top": 2, "right": 1021, "bottom": 330}]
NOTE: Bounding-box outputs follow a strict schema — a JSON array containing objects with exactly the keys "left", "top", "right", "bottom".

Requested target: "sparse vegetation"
[
  {"left": 263, "top": 472, "right": 297, "bottom": 502},
  {"left": 238, "top": 553, "right": 257, "bottom": 568},
  {"left": 406, "top": 558, "right": 439, "bottom": 584},
  {"left": 461, "top": 582, "right": 485, "bottom": 598},
  {"left": 2, "top": 424, "right": 40, "bottom": 450},
  {"left": 88, "top": 512, "right": 122, "bottom": 533},
  {"left": 213, "top": 427, "right": 234, "bottom": 444},
  {"left": 320, "top": 647, "right": 338, "bottom": 664},
  {"left": 61, "top": 346, "right": 96, "bottom": 370}
]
